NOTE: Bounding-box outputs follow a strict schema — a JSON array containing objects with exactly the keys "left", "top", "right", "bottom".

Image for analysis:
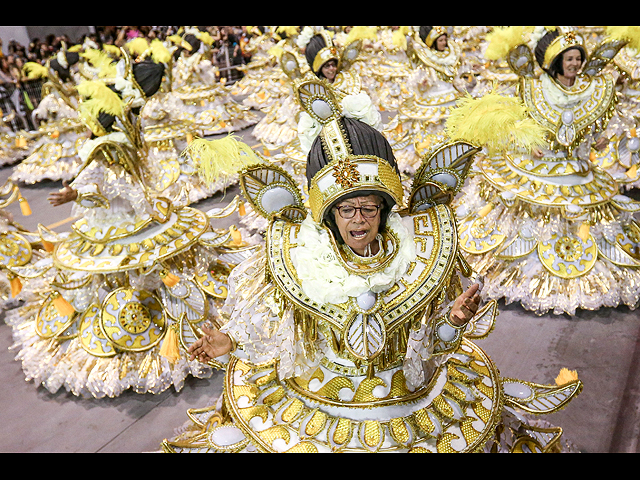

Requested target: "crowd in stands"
[{"left": 0, "top": 26, "right": 254, "bottom": 132}]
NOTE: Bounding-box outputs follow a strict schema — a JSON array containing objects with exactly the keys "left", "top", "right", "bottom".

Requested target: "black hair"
[{"left": 306, "top": 117, "right": 398, "bottom": 244}]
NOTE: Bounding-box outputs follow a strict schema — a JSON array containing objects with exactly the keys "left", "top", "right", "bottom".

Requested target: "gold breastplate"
[
  {"left": 266, "top": 205, "right": 458, "bottom": 374},
  {"left": 521, "top": 74, "right": 617, "bottom": 151}
]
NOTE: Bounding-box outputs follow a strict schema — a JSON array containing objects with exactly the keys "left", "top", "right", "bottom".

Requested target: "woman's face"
[
  {"left": 561, "top": 48, "right": 583, "bottom": 81},
  {"left": 321, "top": 59, "right": 338, "bottom": 83},
  {"left": 333, "top": 195, "right": 383, "bottom": 256},
  {"left": 435, "top": 35, "right": 448, "bottom": 52}
]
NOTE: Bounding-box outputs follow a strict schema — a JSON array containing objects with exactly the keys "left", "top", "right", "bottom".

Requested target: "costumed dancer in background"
[
  {"left": 245, "top": 26, "right": 308, "bottom": 150},
  {"left": 4, "top": 57, "right": 261, "bottom": 399},
  {"left": 170, "top": 27, "right": 259, "bottom": 137},
  {"left": 382, "top": 27, "right": 485, "bottom": 176},
  {"left": 449, "top": 26, "right": 640, "bottom": 316},
  {"left": 0, "top": 108, "right": 32, "bottom": 167},
  {"left": 604, "top": 26, "right": 640, "bottom": 189},
  {"left": 161, "top": 76, "right": 583, "bottom": 454},
  {"left": 11, "top": 46, "right": 91, "bottom": 185}
]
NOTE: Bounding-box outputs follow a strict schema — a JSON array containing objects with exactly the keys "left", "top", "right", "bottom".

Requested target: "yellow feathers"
[
  {"left": 22, "top": 62, "right": 49, "bottom": 80},
  {"left": 346, "top": 26, "right": 378, "bottom": 45},
  {"left": 446, "top": 89, "right": 547, "bottom": 154},
  {"left": 103, "top": 44, "right": 122, "bottom": 57},
  {"left": 392, "top": 27, "right": 411, "bottom": 50},
  {"left": 81, "top": 48, "right": 117, "bottom": 78},
  {"left": 183, "top": 135, "right": 262, "bottom": 186},
  {"left": 77, "top": 81, "right": 124, "bottom": 118},
  {"left": 197, "top": 31, "right": 215, "bottom": 47},
  {"left": 150, "top": 39, "right": 172, "bottom": 64},
  {"left": 126, "top": 37, "right": 150, "bottom": 57},
  {"left": 484, "top": 26, "right": 530, "bottom": 61},
  {"left": 606, "top": 26, "right": 640, "bottom": 51},
  {"left": 276, "top": 26, "right": 300, "bottom": 38}
]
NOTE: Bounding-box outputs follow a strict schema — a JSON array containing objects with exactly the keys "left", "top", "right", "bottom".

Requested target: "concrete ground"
[{"left": 1, "top": 115, "right": 640, "bottom": 453}]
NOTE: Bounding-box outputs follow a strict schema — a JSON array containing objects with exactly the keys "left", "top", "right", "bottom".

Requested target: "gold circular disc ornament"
[
  {"left": 538, "top": 234, "right": 598, "bottom": 279},
  {"left": 0, "top": 232, "right": 32, "bottom": 268},
  {"left": 100, "top": 288, "right": 166, "bottom": 352},
  {"left": 35, "top": 294, "right": 77, "bottom": 339},
  {"left": 458, "top": 215, "right": 506, "bottom": 255}
]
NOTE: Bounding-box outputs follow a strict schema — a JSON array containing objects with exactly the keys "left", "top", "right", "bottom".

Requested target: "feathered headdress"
[
  {"left": 77, "top": 81, "right": 124, "bottom": 119},
  {"left": 22, "top": 62, "right": 49, "bottom": 80}
]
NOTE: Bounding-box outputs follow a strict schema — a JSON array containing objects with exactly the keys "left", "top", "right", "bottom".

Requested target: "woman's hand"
[
  {"left": 450, "top": 284, "right": 482, "bottom": 327},
  {"left": 188, "top": 324, "right": 234, "bottom": 364},
  {"left": 48, "top": 181, "right": 77, "bottom": 207}
]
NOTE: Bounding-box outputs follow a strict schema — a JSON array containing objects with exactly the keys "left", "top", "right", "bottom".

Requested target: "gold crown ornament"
[
  {"left": 312, "top": 30, "right": 341, "bottom": 74},
  {"left": 424, "top": 26, "right": 448, "bottom": 48},
  {"left": 295, "top": 78, "right": 404, "bottom": 224},
  {"left": 542, "top": 29, "right": 587, "bottom": 70}
]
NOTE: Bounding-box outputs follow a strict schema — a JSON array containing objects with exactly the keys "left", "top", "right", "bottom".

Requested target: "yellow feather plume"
[
  {"left": 183, "top": 135, "right": 263, "bottom": 186},
  {"left": 197, "top": 31, "right": 215, "bottom": 47},
  {"left": 103, "top": 44, "right": 122, "bottom": 57},
  {"left": 77, "top": 81, "right": 124, "bottom": 118},
  {"left": 484, "top": 26, "right": 531, "bottom": 61},
  {"left": 81, "top": 48, "right": 117, "bottom": 78},
  {"left": 22, "top": 62, "right": 49, "bottom": 80},
  {"left": 347, "top": 26, "right": 378, "bottom": 45},
  {"left": 606, "top": 26, "right": 640, "bottom": 52},
  {"left": 276, "top": 26, "right": 300, "bottom": 37},
  {"left": 150, "top": 39, "right": 172, "bottom": 64},
  {"left": 126, "top": 37, "right": 150, "bottom": 57},
  {"left": 445, "top": 89, "right": 548, "bottom": 154},
  {"left": 392, "top": 27, "right": 410, "bottom": 50}
]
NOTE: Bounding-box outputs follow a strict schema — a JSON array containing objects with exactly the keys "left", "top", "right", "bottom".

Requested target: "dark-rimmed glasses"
[{"left": 335, "top": 205, "right": 382, "bottom": 220}]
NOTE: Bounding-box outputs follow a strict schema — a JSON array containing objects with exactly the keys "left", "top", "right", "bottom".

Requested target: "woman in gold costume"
[
  {"left": 170, "top": 27, "right": 259, "bottom": 137},
  {"left": 383, "top": 26, "right": 485, "bottom": 176},
  {"left": 161, "top": 77, "right": 583, "bottom": 454},
  {"left": 450, "top": 26, "right": 640, "bottom": 316},
  {"left": 4, "top": 55, "right": 260, "bottom": 399},
  {"left": 11, "top": 47, "right": 91, "bottom": 184}
]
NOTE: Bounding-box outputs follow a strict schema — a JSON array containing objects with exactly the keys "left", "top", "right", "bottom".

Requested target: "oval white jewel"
[
  {"left": 561, "top": 110, "right": 574, "bottom": 125},
  {"left": 503, "top": 381, "right": 533, "bottom": 399},
  {"left": 261, "top": 187, "right": 295, "bottom": 214},
  {"left": 312, "top": 99, "right": 333, "bottom": 120},
  {"left": 356, "top": 291, "right": 377, "bottom": 311}
]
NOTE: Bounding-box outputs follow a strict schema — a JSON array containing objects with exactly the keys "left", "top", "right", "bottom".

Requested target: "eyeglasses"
[{"left": 335, "top": 205, "right": 382, "bottom": 220}]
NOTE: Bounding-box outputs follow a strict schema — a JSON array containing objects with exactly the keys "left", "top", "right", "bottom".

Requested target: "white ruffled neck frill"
[{"left": 290, "top": 213, "right": 417, "bottom": 306}]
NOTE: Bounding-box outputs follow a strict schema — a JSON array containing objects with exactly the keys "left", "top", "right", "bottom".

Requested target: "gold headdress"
[
  {"left": 424, "top": 26, "right": 448, "bottom": 48},
  {"left": 542, "top": 28, "right": 587, "bottom": 70},
  {"left": 296, "top": 78, "right": 404, "bottom": 224},
  {"left": 311, "top": 30, "right": 341, "bottom": 74}
]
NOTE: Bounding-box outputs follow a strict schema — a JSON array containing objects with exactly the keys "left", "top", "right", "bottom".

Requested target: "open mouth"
[{"left": 350, "top": 230, "right": 368, "bottom": 240}]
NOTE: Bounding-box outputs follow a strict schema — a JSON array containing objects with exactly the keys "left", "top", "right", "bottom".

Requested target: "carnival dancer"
[
  {"left": 170, "top": 27, "right": 259, "bottom": 136},
  {"left": 382, "top": 27, "right": 484, "bottom": 176},
  {"left": 161, "top": 77, "right": 583, "bottom": 454},
  {"left": 11, "top": 46, "right": 91, "bottom": 184},
  {"left": 4, "top": 56, "right": 261, "bottom": 399},
  {"left": 449, "top": 26, "right": 640, "bottom": 316}
]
